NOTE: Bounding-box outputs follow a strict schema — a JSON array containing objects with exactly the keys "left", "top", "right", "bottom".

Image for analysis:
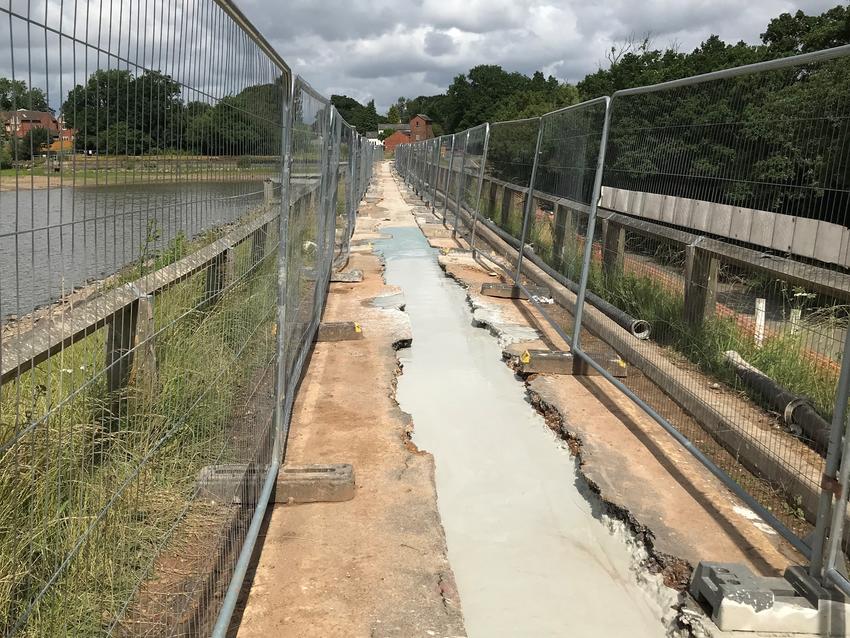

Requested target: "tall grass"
[
  {"left": 0, "top": 226, "right": 279, "bottom": 635},
  {"left": 521, "top": 203, "right": 840, "bottom": 422}
]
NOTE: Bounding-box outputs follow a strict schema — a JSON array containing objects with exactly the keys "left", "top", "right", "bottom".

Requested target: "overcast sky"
[{"left": 238, "top": 0, "right": 839, "bottom": 112}]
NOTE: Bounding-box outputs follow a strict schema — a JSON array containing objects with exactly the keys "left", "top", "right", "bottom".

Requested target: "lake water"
[{"left": 0, "top": 180, "right": 265, "bottom": 318}]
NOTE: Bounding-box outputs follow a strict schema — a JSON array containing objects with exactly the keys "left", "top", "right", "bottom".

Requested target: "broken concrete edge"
[
  {"left": 415, "top": 192, "right": 693, "bottom": 584},
  {"left": 525, "top": 382, "right": 693, "bottom": 588}
]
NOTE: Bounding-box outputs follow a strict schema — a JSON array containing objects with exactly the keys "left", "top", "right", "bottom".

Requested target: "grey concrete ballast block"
[
  {"left": 480, "top": 282, "right": 550, "bottom": 300},
  {"left": 274, "top": 464, "right": 355, "bottom": 504},
  {"left": 316, "top": 321, "right": 364, "bottom": 342},
  {"left": 520, "top": 349, "right": 628, "bottom": 378},
  {"left": 331, "top": 269, "right": 364, "bottom": 283}
]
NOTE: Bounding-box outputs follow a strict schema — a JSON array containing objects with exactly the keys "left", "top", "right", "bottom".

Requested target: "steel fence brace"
[
  {"left": 468, "top": 123, "right": 491, "bottom": 257},
  {"left": 452, "top": 130, "right": 470, "bottom": 239},
  {"left": 514, "top": 118, "right": 544, "bottom": 284}
]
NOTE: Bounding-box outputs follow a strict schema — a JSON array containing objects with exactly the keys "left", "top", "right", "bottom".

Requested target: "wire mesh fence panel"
[
  {"left": 0, "top": 0, "right": 294, "bottom": 633},
  {"left": 416, "top": 141, "right": 428, "bottom": 196},
  {"left": 573, "top": 47, "right": 850, "bottom": 552},
  {"left": 333, "top": 123, "right": 353, "bottom": 270},
  {"left": 0, "top": 0, "right": 370, "bottom": 633},
  {"left": 474, "top": 118, "right": 540, "bottom": 266},
  {"left": 285, "top": 78, "right": 328, "bottom": 380},
  {"left": 454, "top": 124, "right": 487, "bottom": 241},
  {"left": 443, "top": 133, "right": 465, "bottom": 231},
  {"left": 427, "top": 138, "right": 440, "bottom": 209},
  {"left": 434, "top": 136, "right": 452, "bottom": 217}
]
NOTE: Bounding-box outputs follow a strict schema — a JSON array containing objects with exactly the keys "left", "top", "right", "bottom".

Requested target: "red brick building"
[
  {"left": 383, "top": 114, "right": 433, "bottom": 153},
  {"left": 409, "top": 114, "right": 432, "bottom": 141},
  {"left": 2, "top": 109, "right": 60, "bottom": 138},
  {"left": 383, "top": 129, "right": 411, "bottom": 153}
]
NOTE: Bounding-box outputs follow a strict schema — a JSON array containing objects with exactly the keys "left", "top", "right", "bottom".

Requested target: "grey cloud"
[
  {"left": 1, "top": 0, "right": 836, "bottom": 116},
  {"left": 424, "top": 30, "right": 456, "bottom": 56}
]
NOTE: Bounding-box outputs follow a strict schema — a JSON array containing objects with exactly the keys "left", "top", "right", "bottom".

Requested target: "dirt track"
[
  {"left": 231, "top": 164, "right": 466, "bottom": 637},
  {"left": 231, "top": 161, "right": 799, "bottom": 637}
]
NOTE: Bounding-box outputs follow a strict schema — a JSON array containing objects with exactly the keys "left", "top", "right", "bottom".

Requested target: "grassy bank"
[{"left": 0, "top": 215, "right": 279, "bottom": 634}]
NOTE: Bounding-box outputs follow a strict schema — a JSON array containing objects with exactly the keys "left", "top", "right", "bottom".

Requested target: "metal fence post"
[
  {"left": 822, "top": 344, "right": 850, "bottom": 592},
  {"left": 441, "top": 136, "right": 456, "bottom": 224},
  {"left": 431, "top": 138, "right": 440, "bottom": 208},
  {"left": 469, "top": 123, "right": 490, "bottom": 256},
  {"left": 570, "top": 97, "right": 611, "bottom": 350},
  {"left": 809, "top": 326, "right": 850, "bottom": 579},
  {"left": 452, "top": 130, "right": 469, "bottom": 238},
  {"left": 211, "top": 68, "right": 295, "bottom": 638},
  {"left": 514, "top": 118, "right": 543, "bottom": 283}
]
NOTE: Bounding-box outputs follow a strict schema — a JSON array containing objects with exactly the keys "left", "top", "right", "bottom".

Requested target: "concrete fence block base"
[
  {"left": 331, "top": 269, "right": 364, "bottom": 283},
  {"left": 316, "top": 321, "right": 364, "bottom": 342},
  {"left": 273, "top": 464, "right": 356, "bottom": 504},
  {"left": 480, "top": 282, "right": 549, "bottom": 300}
]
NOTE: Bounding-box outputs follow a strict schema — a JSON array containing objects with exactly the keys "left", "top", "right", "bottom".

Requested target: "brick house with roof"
[{"left": 383, "top": 114, "right": 433, "bottom": 153}]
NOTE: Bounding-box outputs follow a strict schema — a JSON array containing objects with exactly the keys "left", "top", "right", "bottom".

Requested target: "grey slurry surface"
[{"left": 376, "top": 226, "right": 668, "bottom": 638}]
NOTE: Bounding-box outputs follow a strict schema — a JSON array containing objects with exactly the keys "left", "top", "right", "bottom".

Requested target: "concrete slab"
[
  {"left": 273, "top": 463, "right": 355, "bottom": 504},
  {"left": 370, "top": 291, "right": 405, "bottom": 311}
]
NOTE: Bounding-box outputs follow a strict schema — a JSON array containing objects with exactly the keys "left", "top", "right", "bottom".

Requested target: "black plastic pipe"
[
  {"left": 724, "top": 351, "right": 830, "bottom": 455},
  {"left": 480, "top": 217, "right": 652, "bottom": 340}
]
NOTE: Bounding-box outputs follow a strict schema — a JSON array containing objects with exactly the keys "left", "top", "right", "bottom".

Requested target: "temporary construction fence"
[
  {"left": 396, "top": 43, "right": 850, "bottom": 592},
  {"left": 0, "top": 0, "right": 376, "bottom": 634}
]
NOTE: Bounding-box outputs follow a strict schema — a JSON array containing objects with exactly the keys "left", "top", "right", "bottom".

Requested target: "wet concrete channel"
[{"left": 375, "top": 225, "right": 673, "bottom": 637}]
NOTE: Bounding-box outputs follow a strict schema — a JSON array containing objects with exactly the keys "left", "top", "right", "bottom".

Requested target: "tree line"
[
  {"left": 402, "top": 5, "right": 850, "bottom": 224},
  {"left": 1, "top": 70, "right": 288, "bottom": 163}
]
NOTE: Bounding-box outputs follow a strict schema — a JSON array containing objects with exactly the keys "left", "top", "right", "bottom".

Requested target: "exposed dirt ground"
[{"left": 231, "top": 165, "right": 466, "bottom": 638}]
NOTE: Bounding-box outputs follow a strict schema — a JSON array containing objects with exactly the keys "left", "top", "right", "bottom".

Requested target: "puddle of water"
[{"left": 376, "top": 226, "right": 670, "bottom": 638}]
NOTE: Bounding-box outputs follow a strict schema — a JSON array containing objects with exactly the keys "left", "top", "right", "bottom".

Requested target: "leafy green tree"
[
  {"left": 97, "top": 122, "right": 153, "bottom": 155},
  {"left": 61, "top": 69, "right": 183, "bottom": 153},
  {"left": 0, "top": 78, "right": 49, "bottom": 112},
  {"left": 0, "top": 142, "right": 12, "bottom": 168},
  {"left": 761, "top": 5, "right": 850, "bottom": 53},
  {"left": 330, "top": 94, "right": 382, "bottom": 134},
  {"left": 386, "top": 104, "right": 401, "bottom": 124},
  {"left": 19, "top": 126, "right": 51, "bottom": 160}
]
